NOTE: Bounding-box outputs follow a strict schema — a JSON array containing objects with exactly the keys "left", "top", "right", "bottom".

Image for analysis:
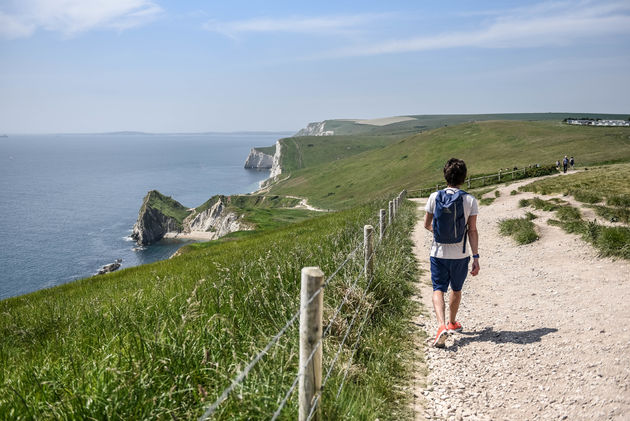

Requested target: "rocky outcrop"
[
  {"left": 294, "top": 121, "right": 334, "bottom": 137},
  {"left": 184, "top": 196, "right": 250, "bottom": 239},
  {"left": 97, "top": 259, "right": 122, "bottom": 275},
  {"left": 131, "top": 191, "right": 253, "bottom": 246},
  {"left": 244, "top": 148, "right": 274, "bottom": 169},
  {"left": 269, "top": 140, "right": 283, "bottom": 178},
  {"left": 131, "top": 191, "right": 187, "bottom": 245}
]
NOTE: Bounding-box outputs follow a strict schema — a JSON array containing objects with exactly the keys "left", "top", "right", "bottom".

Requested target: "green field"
[
  {"left": 297, "top": 113, "right": 629, "bottom": 136},
  {"left": 253, "top": 145, "right": 276, "bottom": 155},
  {"left": 0, "top": 200, "right": 418, "bottom": 420},
  {"left": 271, "top": 120, "right": 630, "bottom": 209},
  {"left": 278, "top": 133, "right": 407, "bottom": 172}
]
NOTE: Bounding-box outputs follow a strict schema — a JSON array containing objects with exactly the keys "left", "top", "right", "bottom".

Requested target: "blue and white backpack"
[{"left": 432, "top": 188, "right": 468, "bottom": 252}]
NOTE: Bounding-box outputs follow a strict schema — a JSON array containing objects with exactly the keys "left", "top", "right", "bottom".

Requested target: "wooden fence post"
[
  {"left": 364, "top": 225, "right": 374, "bottom": 279},
  {"left": 299, "top": 267, "right": 324, "bottom": 421},
  {"left": 379, "top": 209, "right": 385, "bottom": 241},
  {"left": 436, "top": 184, "right": 439, "bottom": 191},
  {"left": 388, "top": 201, "right": 393, "bottom": 225},
  {"left": 467, "top": 178, "right": 471, "bottom": 188},
  {"left": 498, "top": 170, "right": 501, "bottom": 182}
]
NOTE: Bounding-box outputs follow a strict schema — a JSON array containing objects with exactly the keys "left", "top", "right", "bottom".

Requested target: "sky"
[{"left": 0, "top": 0, "right": 629, "bottom": 133}]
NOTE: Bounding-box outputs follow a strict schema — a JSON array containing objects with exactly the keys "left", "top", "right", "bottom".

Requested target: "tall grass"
[{"left": 0, "top": 200, "right": 419, "bottom": 420}]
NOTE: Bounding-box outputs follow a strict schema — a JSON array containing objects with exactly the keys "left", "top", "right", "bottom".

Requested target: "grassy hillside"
[
  {"left": 278, "top": 133, "right": 406, "bottom": 172},
  {"left": 301, "top": 113, "right": 629, "bottom": 136},
  {"left": 144, "top": 190, "right": 191, "bottom": 225},
  {"left": 0, "top": 200, "right": 418, "bottom": 420},
  {"left": 271, "top": 120, "right": 630, "bottom": 209},
  {"left": 253, "top": 145, "right": 276, "bottom": 155}
]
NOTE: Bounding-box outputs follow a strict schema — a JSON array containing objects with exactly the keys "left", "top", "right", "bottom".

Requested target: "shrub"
[
  {"left": 525, "top": 212, "right": 537, "bottom": 220},
  {"left": 607, "top": 195, "right": 630, "bottom": 207},
  {"left": 499, "top": 218, "right": 539, "bottom": 244},
  {"left": 570, "top": 189, "right": 602, "bottom": 204}
]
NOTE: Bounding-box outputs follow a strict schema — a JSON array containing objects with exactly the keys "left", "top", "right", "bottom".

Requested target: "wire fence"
[
  {"left": 198, "top": 191, "right": 407, "bottom": 420},
  {"left": 407, "top": 165, "right": 558, "bottom": 198}
]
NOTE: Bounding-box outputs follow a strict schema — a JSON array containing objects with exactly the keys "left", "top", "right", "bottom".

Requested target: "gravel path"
[{"left": 410, "top": 176, "right": 630, "bottom": 421}]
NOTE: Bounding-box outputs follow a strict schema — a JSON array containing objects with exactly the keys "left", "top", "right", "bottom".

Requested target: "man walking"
[
  {"left": 563, "top": 155, "right": 569, "bottom": 173},
  {"left": 424, "top": 158, "right": 480, "bottom": 348}
]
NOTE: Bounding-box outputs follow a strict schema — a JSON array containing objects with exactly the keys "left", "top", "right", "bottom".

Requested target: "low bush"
[{"left": 499, "top": 217, "right": 539, "bottom": 245}]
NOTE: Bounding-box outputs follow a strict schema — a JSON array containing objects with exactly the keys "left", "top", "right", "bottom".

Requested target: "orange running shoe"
[
  {"left": 446, "top": 321, "right": 463, "bottom": 333},
  {"left": 433, "top": 325, "right": 449, "bottom": 348}
]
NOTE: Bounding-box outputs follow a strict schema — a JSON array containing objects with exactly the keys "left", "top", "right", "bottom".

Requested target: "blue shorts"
[{"left": 430, "top": 256, "right": 470, "bottom": 292}]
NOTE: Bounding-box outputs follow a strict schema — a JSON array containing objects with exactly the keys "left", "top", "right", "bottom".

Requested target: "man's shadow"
[{"left": 446, "top": 326, "right": 558, "bottom": 352}]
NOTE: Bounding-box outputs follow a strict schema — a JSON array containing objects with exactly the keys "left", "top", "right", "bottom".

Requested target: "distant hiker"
[
  {"left": 424, "top": 158, "right": 480, "bottom": 348},
  {"left": 556, "top": 160, "right": 560, "bottom": 169},
  {"left": 563, "top": 155, "right": 569, "bottom": 173},
  {"left": 570, "top": 156, "right": 575, "bottom": 170}
]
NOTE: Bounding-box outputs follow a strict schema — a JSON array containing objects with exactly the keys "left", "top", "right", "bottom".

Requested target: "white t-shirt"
[{"left": 425, "top": 187, "right": 478, "bottom": 259}]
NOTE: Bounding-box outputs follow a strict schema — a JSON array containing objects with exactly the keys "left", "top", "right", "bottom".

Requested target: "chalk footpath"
[{"left": 409, "top": 178, "right": 630, "bottom": 421}]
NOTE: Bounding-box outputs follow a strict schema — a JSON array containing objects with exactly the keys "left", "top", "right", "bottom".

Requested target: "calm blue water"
[{"left": 0, "top": 133, "right": 284, "bottom": 300}]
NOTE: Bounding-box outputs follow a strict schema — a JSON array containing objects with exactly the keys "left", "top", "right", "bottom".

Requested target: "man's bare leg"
[
  {"left": 449, "top": 290, "right": 462, "bottom": 324},
  {"left": 432, "top": 290, "right": 446, "bottom": 326}
]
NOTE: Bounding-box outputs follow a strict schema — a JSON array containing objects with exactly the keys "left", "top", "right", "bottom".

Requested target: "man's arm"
[
  {"left": 467, "top": 214, "right": 480, "bottom": 276},
  {"left": 424, "top": 212, "right": 433, "bottom": 232}
]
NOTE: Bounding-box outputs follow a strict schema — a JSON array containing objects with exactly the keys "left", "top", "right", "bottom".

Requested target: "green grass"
[
  {"left": 520, "top": 194, "right": 630, "bottom": 260},
  {"left": 144, "top": 190, "right": 192, "bottom": 226},
  {"left": 519, "top": 197, "right": 564, "bottom": 212},
  {"left": 498, "top": 217, "right": 539, "bottom": 244},
  {"left": 0, "top": 200, "right": 419, "bottom": 420},
  {"left": 253, "top": 145, "right": 276, "bottom": 155},
  {"left": 271, "top": 120, "right": 630, "bottom": 209},
  {"left": 587, "top": 205, "right": 630, "bottom": 224},
  {"left": 301, "top": 113, "right": 630, "bottom": 136},
  {"left": 278, "top": 134, "right": 405, "bottom": 172},
  {"left": 479, "top": 197, "right": 496, "bottom": 206},
  {"left": 520, "top": 163, "right": 630, "bottom": 206},
  {"left": 525, "top": 212, "right": 537, "bottom": 220}
]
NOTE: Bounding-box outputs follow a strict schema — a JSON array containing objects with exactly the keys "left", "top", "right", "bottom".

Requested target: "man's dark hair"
[{"left": 443, "top": 158, "right": 467, "bottom": 186}]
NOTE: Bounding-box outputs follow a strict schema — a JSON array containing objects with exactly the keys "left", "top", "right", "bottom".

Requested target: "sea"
[{"left": 0, "top": 132, "right": 287, "bottom": 300}]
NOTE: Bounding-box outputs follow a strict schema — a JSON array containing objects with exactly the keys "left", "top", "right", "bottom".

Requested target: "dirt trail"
[{"left": 409, "top": 176, "right": 630, "bottom": 421}]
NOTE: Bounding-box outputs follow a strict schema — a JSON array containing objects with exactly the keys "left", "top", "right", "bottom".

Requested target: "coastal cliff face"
[
  {"left": 244, "top": 148, "right": 274, "bottom": 169},
  {"left": 294, "top": 121, "right": 334, "bottom": 137},
  {"left": 184, "top": 196, "right": 250, "bottom": 239},
  {"left": 131, "top": 191, "right": 253, "bottom": 246},
  {"left": 131, "top": 190, "right": 187, "bottom": 245},
  {"left": 269, "top": 140, "right": 283, "bottom": 178}
]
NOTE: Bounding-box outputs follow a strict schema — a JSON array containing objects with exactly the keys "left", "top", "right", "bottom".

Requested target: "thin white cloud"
[
  {"left": 0, "top": 0, "right": 162, "bottom": 39},
  {"left": 203, "top": 13, "right": 392, "bottom": 38},
  {"left": 323, "top": 1, "right": 630, "bottom": 58}
]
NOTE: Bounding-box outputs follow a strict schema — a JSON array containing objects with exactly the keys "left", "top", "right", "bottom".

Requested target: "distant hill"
[
  {"left": 272, "top": 119, "right": 630, "bottom": 209},
  {"left": 294, "top": 113, "right": 630, "bottom": 137}
]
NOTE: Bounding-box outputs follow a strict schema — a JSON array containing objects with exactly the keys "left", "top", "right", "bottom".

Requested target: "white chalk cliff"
[
  {"left": 294, "top": 121, "right": 334, "bottom": 137},
  {"left": 184, "top": 197, "right": 250, "bottom": 240},
  {"left": 244, "top": 148, "right": 274, "bottom": 169},
  {"left": 269, "top": 140, "right": 283, "bottom": 179}
]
